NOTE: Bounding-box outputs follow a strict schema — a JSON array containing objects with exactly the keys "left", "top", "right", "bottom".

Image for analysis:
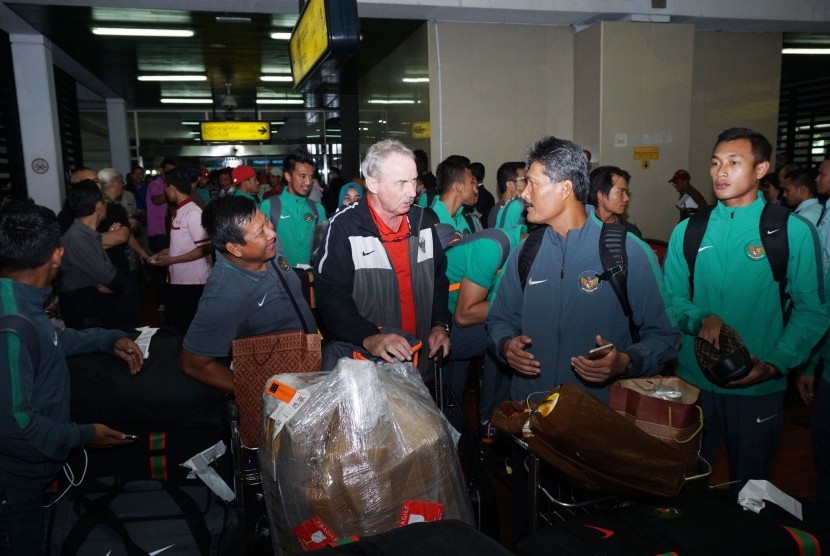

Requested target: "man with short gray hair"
[
  {"left": 316, "top": 139, "right": 452, "bottom": 368},
  {"left": 488, "top": 136, "right": 679, "bottom": 403}
]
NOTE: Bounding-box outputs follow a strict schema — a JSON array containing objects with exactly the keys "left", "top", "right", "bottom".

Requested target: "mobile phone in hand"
[{"left": 586, "top": 343, "right": 614, "bottom": 360}]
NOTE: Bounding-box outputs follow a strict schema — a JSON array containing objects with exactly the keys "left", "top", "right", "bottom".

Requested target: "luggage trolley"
[{"left": 514, "top": 435, "right": 713, "bottom": 534}]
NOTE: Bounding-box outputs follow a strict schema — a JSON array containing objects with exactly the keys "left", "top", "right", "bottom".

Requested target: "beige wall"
[
  {"left": 575, "top": 22, "right": 696, "bottom": 241},
  {"left": 689, "top": 31, "right": 783, "bottom": 206},
  {"left": 427, "top": 22, "right": 574, "bottom": 195}
]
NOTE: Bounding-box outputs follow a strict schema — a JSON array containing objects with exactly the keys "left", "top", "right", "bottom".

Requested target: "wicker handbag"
[{"left": 232, "top": 260, "right": 321, "bottom": 448}]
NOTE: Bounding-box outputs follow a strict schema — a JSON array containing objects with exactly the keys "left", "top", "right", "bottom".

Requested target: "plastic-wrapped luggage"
[{"left": 259, "top": 358, "right": 473, "bottom": 553}]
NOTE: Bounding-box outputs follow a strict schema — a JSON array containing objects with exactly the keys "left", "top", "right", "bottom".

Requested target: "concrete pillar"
[
  {"left": 574, "top": 21, "right": 696, "bottom": 240},
  {"left": 106, "top": 97, "right": 131, "bottom": 176},
  {"left": 10, "top": 33, "right": 63, "bottom": 211}
]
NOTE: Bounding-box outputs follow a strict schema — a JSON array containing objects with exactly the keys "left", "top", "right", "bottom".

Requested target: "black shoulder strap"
[
  {"left": 497, "top": 199, "right": 517, "bottom": 229},
  {"left": 597, "top": 223, "right": 640, "bottom": 343},
  {"left": 449, "top": 228, "right": 512, "bottom": 269},
  {"left": 268, "top": 196, "right": 282, "bottom": 231},
  {"left": 760, "top": 202, "right": 791, "bottom": 323},
  {"left": 682, "top": 206, "right": 714, "bottom": 300},
  {"left": 518, "top": 226, "right": 546, "bottom": 290},
  {"left": 271, "top": 259, "right": 313, "bottom": 333},
  {"left": 0, "top": 314, "right": 40, "bottom": 372},
  {"left": 463, "top": 211, "right": 482, "bottom": 234}
]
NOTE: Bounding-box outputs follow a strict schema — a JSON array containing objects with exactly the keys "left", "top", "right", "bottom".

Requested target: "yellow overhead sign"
[
  {"left": 289, "top": 0, "right": 329, "bottom": 88},
  {"left": 411, "top": 121, "right": 431, "bottom": 139},
  {"left": 200, "top": 122, "right": 271, "bottom": 142},
  {"left": 633, "top": 146, "right": 660, "bottom": 160}
]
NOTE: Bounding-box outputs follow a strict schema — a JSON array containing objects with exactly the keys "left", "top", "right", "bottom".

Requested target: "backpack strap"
[
  {"left": 597, "top": 223, "right": 640, "bottom": 343},
  {"left": 268, "top": 196, "right": 282, "bottom": 232},
  {"left": 0, "top": 313, "right": 40, "bottom": 372},
  {"left": 682, "top": 206, "right": 714, "bottom": 301},
  {"left": 306, "top": 198, "right": 320, "bottom": 226},
  {"left": 518, "top": 226, "right": 546, "bottom": 290},
  {"left": 463, "top": 211, "right": 482, "bottom": 234},
  {"left": 760, "top": 202, "right": 791, "bottom": 323},
  {"left": 497, "top": 198, "right": 517, "bottom": 229}
]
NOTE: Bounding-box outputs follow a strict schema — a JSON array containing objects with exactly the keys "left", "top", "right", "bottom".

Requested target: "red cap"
[
  {"left": 199, "top": 167, "right": 209, "bottom": 178},
  {"left": 669, "top": 169, "right": 690, "bottom": 183},
  {"left": 231, "top": 165, "right": 256, "bottom": 185}
]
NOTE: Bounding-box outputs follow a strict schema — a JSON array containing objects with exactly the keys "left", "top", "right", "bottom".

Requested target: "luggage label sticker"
[
  {"left": 293, "top": 516, "right": 339, "bottom": 551},
  {"left": 397, "top": 500, "right": 445, "bottom": 527},
  {"left": 267, "top": 380, "right": 321, "bottom": 440}
]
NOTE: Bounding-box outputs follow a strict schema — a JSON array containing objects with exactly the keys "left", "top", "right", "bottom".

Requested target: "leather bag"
[
  {"left": 231, "top": 259, "right": 321, "bottom": 448},
  {"left": 526, "top": 383, "right": 690, "bottom": 498},
  {"left": 609, "top": 376, "right": 703, "bottom": 472}
]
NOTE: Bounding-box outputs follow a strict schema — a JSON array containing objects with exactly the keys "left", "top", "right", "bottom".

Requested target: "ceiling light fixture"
[
  {"left": 138, "top": 75, "right": 207, "bottom": 81},
  {"left": 215, "top": 16, "right": 252, "bottom": 24},
  {"left": 782, "top": 48, "right": 830, "bottom": 55},
  {"left": 270, "top": 32, "right": 292, "bottom": 40},
  {"left": 368, "top": 99, "right": 415, "bottom": 104},
  {"left": 260, "top": 75, "right": 293, "bottom": 82},
  {"left": 160, "top": 98, "right": 213, "bottom": 104},
  {"left": 402, "top": 77, "right": 429, "bottom": 83},
  {"left": 256, "top": 98, "right": 304, "bottom": 105},
  {"left": 92, "top": 27, "right": 194, "bottom": 37}
]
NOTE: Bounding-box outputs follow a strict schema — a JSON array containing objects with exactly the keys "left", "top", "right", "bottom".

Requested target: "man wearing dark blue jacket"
[
  {"left": 488, "top": 136, "right": 679, "bottom": 403},
  {"left": 0, "top": 202, "right": 142, "bottom": 555}
]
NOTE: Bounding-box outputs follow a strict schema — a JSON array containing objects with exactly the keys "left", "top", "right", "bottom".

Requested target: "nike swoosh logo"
[
  {"left": 362, "top": 250, "right": 375, "bottom": 256},
  {"left": 766, "top": 228, "right": 780, "bottom": 235},
  {"left": 583, "top": 525, "right": 614, "bottom": 539},
  {"left": 149, "top": 546, "right": 176, "bottom": 556},
  {"left": 698, "top": 245, "right": 715, "bottom": 252},
  {"left": 756, "top": 414, "right": 777, "bottom": 424},
  {"left": 257, "top": 294, "right": 267, "bottom": 307},
  {"left": 527, "top": 278, "right": 548, "bottom": 285},
  {"left": 280, "top": 214, "right": 291, "bottom": 219},
  {"left": 53, "top": 331, "right": 58, "bottom": 346}
]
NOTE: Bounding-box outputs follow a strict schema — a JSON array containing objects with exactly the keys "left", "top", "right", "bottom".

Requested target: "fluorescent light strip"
[
  {"left": 257, "top": 99, "right": 303, "bottom": 105},
  {"left": 161, "top": 98, "right": 213, "bottom": 104},
  {"left": 782, "top": 48, "right": 830, "bottom": 55},
  {"left": 92, "top": 27, "right": 194, "bottom": 37},
  {"left": 402, "top": 77, "right": 429, "bottom": 83},
  {"left": 138, "top": 75, "right": 206, "bottom": 82},
  {"left": 270, "top": 32, "right": 292, "bottom": 40},
  {"left": 368, "top": 99, "right": 415, "bottom": 104},
  {"left": 260, "top": 75, "right": 293, "bottom": 82}
]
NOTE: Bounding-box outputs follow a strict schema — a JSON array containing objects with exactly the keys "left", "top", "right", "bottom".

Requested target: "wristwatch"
[{"left": 431, "top": 321, "right": 450, "bottom": 334}]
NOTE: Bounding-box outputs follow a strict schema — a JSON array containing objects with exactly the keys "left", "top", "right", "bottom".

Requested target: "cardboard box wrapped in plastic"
[{"left": 259, "top": 358, "right": 473, "bottom": 553}]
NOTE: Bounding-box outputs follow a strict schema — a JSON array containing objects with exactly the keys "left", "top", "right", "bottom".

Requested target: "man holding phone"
[{"left": 488, "top": 136, "right": 679, "bottom": 403}]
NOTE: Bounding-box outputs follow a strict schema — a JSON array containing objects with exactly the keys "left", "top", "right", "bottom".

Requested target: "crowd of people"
[{"left": 2, "top": 128, "right": 830, "bottom": 553}]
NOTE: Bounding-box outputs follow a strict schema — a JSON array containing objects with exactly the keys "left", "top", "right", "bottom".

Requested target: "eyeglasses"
[{"left": 511, "top": 177, "right": 527, "bottom": 183}]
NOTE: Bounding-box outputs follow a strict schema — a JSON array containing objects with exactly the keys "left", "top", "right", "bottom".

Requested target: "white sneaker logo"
[
  {"left": 257, "top": 294, "right": 268, "bottom": 307},
  {"left": 280, "top": 214, "right": 291, "bottom": 219},
  {"left": 756, "top": 414, "right": 777, "bottom": 424},
  {"left": 527, "top": 277, "right": 548, "bottom": 286},
  {"left": 698, "top": 245, "right": 715, "bottom": 252},
  {"left": 766, "top": 228, "right": 780, "bottom": 235}
]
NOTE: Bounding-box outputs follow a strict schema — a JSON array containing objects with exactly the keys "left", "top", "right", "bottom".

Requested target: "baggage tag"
[
  {"left": 265, "top": 378, "right": 321, "bottom": 441},
  {"left": 397, "top": 500, "right": 445, "bottom": 527},
  {"left": 292, "top": 516, "right": 340, "bottom": 551}
]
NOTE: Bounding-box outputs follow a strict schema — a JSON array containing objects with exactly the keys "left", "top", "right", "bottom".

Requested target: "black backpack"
[
  {"left": 682, "top": 203, "right": 790, "bottom": 323},
  {"left": 518, "top": 222, "right": 640, "bottom": 342},
  {"left": 267, "top": 195, "right": 321, "bottom": 232}
]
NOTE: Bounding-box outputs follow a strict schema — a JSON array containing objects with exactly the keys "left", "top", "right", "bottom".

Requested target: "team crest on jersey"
[
  {"left": 277, "top": 256, "right": 290, "bottom": 270},
  {"left": 418, "top": 238, "right": 426, "bottom": 253},
  {"left": 745, "top": 241, "right": 766, "bottom": 261},
  {"left": 578, "top": 271, "right": 602, "bottom": 293},
  {"left": 304, "top": 213, "right": 315, "bottom": 223}
]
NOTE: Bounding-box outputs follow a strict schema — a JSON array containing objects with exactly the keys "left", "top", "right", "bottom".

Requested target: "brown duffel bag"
[
  {"left": 232, "top": 331, "right": 322, "bottom": 448},
  {"left": 525, "top": 383, "right": 690, "bottom": 498},
  {"left": 609, "top": 376, "right": 703, "bottom": 472}
]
